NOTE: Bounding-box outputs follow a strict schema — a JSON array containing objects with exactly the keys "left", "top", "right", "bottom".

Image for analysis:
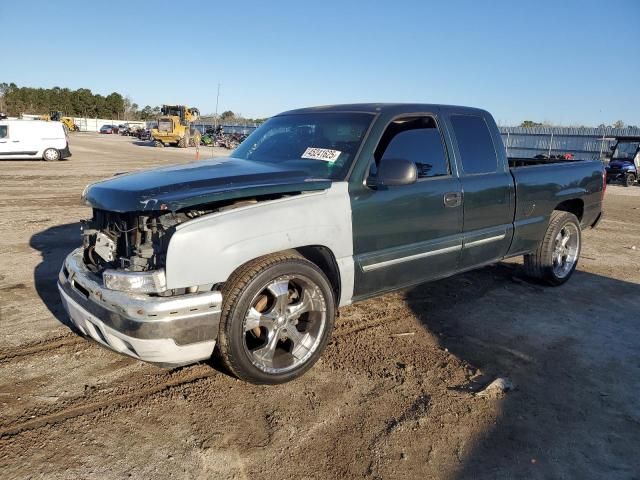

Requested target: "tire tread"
[{"left": 217, "top": 251, "right": 317, "bottom": 383}]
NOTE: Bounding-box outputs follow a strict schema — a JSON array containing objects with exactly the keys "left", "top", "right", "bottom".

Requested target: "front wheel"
[
  {"left": 625, "top": 173, "right": 636, "bottom": 187},
  {"left": 217, "top": 253, "right": 335, "bottom": 384},
  {"left": 524, "top": 210, "right": 581, "bottom": 285}
]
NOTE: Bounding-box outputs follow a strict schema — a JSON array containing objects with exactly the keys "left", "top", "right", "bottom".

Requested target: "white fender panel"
[{"left": 165, "top": 182, "right": 354, "bottom": 306}]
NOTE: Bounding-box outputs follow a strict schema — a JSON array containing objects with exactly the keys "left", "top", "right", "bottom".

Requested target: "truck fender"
[{"left": 164, "top": 182, "right": 355, "bottom": 306}]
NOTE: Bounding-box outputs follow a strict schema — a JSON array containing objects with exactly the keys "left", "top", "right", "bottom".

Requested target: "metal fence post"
[{"left": 548, "top": 132, "right": 554, "bottom": 157}]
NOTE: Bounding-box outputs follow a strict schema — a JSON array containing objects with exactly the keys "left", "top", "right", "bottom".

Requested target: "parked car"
[
  {"left": 59, "top": 103, "right": 604, "bottom": 384},
  {"left": 606, "top": 136, "right": 640, "bottom": 187},
  {"left": 0, "top": 119, "right": 71, "bottom": 161},
  {"left": 118, "top": 123, "right": 147, "bottom": 136},
  {"left": 133, "top": 128, "right": 151, "bottom": 140},
  {"left": 99, "top": 125, "right": 118, "bottom": 134}
]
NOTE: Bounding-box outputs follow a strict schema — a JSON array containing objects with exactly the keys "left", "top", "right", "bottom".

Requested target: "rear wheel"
[
  {"left": 524, "top": 210, "right": 581, "bottom": 285},
  {"left": 43, "top": 148, "right": 61, "bottom": 161},
  {"left": 625, "top": 173, "right": 636, "bottom": 187},
  {"left": 217, "top": 253, "right": 335, "bottom": 384}
]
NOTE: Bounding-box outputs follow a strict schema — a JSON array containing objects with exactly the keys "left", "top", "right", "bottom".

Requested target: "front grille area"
[{"left": 81, "top": 209, "right": 175, "bottom": 273}]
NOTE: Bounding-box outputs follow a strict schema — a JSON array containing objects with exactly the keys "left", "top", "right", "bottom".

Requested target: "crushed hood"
[{"left": 84, "top": 157, "right": 332, "bottom": 212}]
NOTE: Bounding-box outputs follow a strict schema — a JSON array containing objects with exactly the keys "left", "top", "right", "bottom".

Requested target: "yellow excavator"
[
  {"left": 39, "top": 111, "right": 79, "bottom": 132},
  {"left": 151, "top": 105, "right": 201, "bottom": 148}
]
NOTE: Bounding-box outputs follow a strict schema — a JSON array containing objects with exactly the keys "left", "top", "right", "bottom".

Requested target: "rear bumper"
[
  {"left": 58, "top": 249, "right": 221, "bottom": 366},
  {"left": 59, "top": 143, "right": 72, "bottom": 159}
]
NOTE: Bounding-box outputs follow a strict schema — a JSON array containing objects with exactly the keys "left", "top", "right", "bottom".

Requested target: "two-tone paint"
[
  {"left": 164, "top": 104, "right": 603, "bottom": 303},
  {"left": 61, "top": 103, "right": 605, "bottom": 366}
]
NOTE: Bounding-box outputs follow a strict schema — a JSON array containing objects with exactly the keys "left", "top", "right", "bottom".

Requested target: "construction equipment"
[
  {"left": 37, "top": 111, "right": 79, "bottom": 132},
  {"left": 151, "top": 105, "right": 201, "bottom": 148}
]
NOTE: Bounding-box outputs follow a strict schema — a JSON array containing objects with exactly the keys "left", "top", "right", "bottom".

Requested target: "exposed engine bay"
[
  {"left": 80, "top": 196, "right": 291, "bottom": 274},
  {"left": 82, "top": 209, "right": 185, "bottom": 273}
]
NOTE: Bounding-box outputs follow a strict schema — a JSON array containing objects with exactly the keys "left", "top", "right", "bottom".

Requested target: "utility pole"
[{"left": 214, "top": 83, "right": 221, "bottom": 129}]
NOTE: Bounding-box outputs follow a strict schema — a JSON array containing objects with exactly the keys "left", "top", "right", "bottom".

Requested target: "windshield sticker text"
[{"left": 301, "top": 147, "right": 342, "bottom": 162}]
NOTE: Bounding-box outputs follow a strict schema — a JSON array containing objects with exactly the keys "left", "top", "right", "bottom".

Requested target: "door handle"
[{"left": 444, "top": 191, "right": 462, "bottom": 208}]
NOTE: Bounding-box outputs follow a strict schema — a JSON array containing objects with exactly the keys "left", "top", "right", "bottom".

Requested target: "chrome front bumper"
[{"left": 58, "top": 249, "right": 222, "bottom": 366}]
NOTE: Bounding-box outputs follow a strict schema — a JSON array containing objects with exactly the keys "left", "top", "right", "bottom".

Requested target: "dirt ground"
[{"left": 1, "top": 133, "right": 639, "bottom": 480}]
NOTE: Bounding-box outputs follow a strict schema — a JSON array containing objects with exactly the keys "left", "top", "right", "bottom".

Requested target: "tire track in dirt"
[
  {"left": 0, "top": 333, "right": 87, "bottom": 364},
  {"left": 0, "top": 364, "right": 218, "bottom": 438},
  {"left": 0, "top": 306, "right": 411, "bottom": 438},
  {"left": 334, "top": 306, "right": 414, "bottom": 338},
  {"left": 366, "top": 393, "right": 432, "bottom": 478}
]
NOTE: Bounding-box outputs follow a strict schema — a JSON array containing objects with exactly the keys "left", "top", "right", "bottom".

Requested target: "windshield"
[
  {"left": 158, "top": 119, "right": 173, "bottom": 132},
  {"left": 231, "top": 112, "right": 374, "bottom": 180},
  {"left": 612, "top": 141, "right": 640, "bottom": 160}
]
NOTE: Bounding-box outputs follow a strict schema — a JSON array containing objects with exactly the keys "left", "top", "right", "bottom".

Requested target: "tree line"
[
  {"left": 0, "top": 83, "right": 267, "bottom": 124},
  {"left": 519, "top": 119, "right": 634, "bottom": 129},
  {"left": 0, "top": 82, "right": 136, "bottom": 119}
]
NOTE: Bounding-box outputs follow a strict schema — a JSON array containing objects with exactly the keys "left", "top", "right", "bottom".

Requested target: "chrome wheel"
[
  {"left": 242, "top": 274, "right": 327, "bottom": 374},
  {"left": 552, "top": 223, "right": 579, "bottom": 278}
]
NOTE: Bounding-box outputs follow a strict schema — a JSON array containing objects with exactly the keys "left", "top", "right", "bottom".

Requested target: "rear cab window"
[
  {"left": 370, "top": 116, "right": 450, "bottom": 180},
  {"left": 450, "top": 115, "right": 498, "bottom": 174}
]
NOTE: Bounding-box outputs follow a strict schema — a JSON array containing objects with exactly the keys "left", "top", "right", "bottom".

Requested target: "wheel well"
[
  {"left": 555, "top": 198, "right": 584, "bottom": 221},
  {"left": 294, "top": 246, "right": 341, "bottom": 306}
]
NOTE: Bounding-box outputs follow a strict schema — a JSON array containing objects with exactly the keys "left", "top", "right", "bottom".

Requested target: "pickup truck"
[{"left": 58, "top": 104, "right": 605, "bottom": 384}]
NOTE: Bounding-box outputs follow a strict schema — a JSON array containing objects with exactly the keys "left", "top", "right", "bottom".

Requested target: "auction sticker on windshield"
[{"left": 301, "top": 147, "right": 342, "bottom": 162}]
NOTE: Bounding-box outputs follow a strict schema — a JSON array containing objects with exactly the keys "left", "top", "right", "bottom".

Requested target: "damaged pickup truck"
[{"left": 58, "top": 104, "right": 605, "bottom": 384}]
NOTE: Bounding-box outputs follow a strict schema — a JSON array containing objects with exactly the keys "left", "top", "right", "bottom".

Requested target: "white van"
[{"left": 0, "top": 120, "right": 72, "bottom": 161}]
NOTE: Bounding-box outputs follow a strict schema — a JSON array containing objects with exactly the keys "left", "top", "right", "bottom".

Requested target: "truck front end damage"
[
  {"left": 58, "top": 208, "right": 222, "bottom": 366},
  {"left": 57, "top": 155, "right": 334, "bottom": 366}
]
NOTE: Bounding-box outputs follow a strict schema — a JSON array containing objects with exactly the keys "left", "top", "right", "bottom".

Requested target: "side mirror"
[{"left": 375, "top": 158, "right": 417, "bottom": 187}]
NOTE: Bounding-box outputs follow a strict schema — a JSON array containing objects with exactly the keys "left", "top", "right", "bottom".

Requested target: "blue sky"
[{"left": 2, "top": 0, "right": 638, "bottom": 126}]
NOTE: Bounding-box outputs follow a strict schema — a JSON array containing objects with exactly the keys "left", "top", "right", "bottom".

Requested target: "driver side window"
[{"left": 370, "top": 116, "right": 450, "bottom": 179}]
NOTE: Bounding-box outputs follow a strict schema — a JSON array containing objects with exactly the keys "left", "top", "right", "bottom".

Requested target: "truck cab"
[{"left": 606, "top": 136, "right": 640, "bottom": 187}]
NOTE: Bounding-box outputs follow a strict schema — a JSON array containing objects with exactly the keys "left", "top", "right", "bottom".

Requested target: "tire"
[
  {"left": 524, "top": 210, "right": 581, "bottom": 286},
  {"left": 43, "top": 148, "right": 61, "bottom": 161},
  {"left": 153, "top": 140, "right": 165, "bottom": 148},
  {"left": 217, "top": 252, "right": 336, "bottom": 384},
  {"left": 178, "top": 134, "right": 188, "bottom": 148},
  {"left": 625, "top": 173, "right": 636, "bottom": 187},
  {"left": 189, "top": 132, "right": 201, "bottom": 147}
]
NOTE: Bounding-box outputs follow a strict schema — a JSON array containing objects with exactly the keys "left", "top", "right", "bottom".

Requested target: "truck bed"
[
  {"left": 506, "top": 158, "right": 604, "bottom": 256},
  {"left": 508, "top": 157, "right": 582, "bottom": 168}
]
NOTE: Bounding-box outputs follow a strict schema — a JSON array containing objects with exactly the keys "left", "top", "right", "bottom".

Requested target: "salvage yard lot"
[{"left": 1, "top": 133, "right": 639, "bottom": 479}]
